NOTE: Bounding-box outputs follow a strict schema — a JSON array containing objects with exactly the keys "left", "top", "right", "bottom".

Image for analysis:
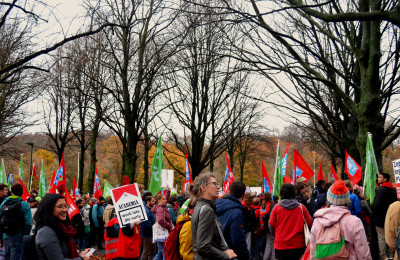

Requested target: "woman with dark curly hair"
[{"left": 34, "top": 193, "right": 91, "bottom": 260}]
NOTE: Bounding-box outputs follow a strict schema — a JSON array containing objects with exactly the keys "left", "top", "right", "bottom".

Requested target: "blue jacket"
[
  {"left": 215, "top": 195, "right": 249, "bottom": 260},
  {"left": 140, "top": 204, "right": 155, "bottom": 238},
  {"left": 166, "top": 204, "right": 177, "bottom": 226},
  {"left": 0, "top": 196, "right": 32, "bottom": 238},
  {"left": 349, "top": 192, "right": 362, "bottom": 220},
  {"left": 92, "top": 203, "right": 105, "bottom": 228}
]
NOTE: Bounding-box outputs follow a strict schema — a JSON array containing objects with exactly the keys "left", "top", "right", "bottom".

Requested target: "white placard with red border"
[
  {"left": 111, "top": 183, "right": 148, "bottom": 227},
  {"left": 393, "top": 159, "right": 400, "bottom": 198}
]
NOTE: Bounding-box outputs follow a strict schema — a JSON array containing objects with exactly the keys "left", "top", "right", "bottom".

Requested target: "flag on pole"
[
  {"left": 261, "top": 161, "right": 272, "bottom": 193},
  {"left": 273, "top": 141, "right": 283, "bottom": 198},
  {"left": 18, "top": 177, "right": 30, "bottom": 201},
  {"left": 38, "top": 161, "right": 48, "bottom": 198},
  {"left": 317, "top": 161, "right": 324, "bottom": 181},
  {"left": 54, "top": 155, "right": 66, "bottom": 191},
  {"left": 48, "top": 171, "right": 56, "bottom": 194},
  {"left": 281, "top": 143, "right": 292, "bottom": 183},
  {"left": 122, "top": 175, "right": 130, "bottom": 186},
  {"left": 93, "top": 162, "right": 102, "bottom": 199},
  {"left": 293, "top": 149, "right": 315, "bottom": 183},
  {"left": 149, "top": 137, "right": 165, "bottom": 196},
  {"left": 31, "top": 164, "right": 37, "bottom": 181},
  {"left": 183, "top": 149, "right": 193, "bottom": 193},
  {"left": 364, "top": 133, "right": 379, "bottom": 205},
  {"left": 73, "top": 176, "right": 79, "bottom": 199},
  {"left": 64, "top": 189, "right": 80, "bottom": 219},
  {"left": 7, "top": 174, "right": 13, "bottom": 188},
  {"left": 345, "top": 151, "right": 362, "bottom": 185},
  {"left": 103, "top": 180, "right": 113, "bottom": 198},
  {"left": 19, "top": 154, "right": 24, "bottom": 183},
  {"left": 330, "top": 163, "right": 340, "bottom": 180},
  {"left": 0, "top": 159, "right": 6, "bottom": 184},
  {"left": 223, "top": 152, "right": 234, "bottom": 194}
]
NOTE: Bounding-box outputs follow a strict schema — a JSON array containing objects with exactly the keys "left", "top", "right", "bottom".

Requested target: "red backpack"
[{"left": 164, "top": 221, "right": 186, "bottom": 260}]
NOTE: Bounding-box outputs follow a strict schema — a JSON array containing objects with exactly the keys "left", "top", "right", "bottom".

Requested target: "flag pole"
[
  {"left": 272, "top": 140, "right": 280, "bottom": 195},
  {"left": 77, "top": 152, "right": 80, "bottom": 188},
  {"left": 29, "top": 163, "right": 34, "bottom": 190}
]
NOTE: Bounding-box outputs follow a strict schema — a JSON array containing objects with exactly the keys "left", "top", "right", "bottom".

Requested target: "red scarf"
[
  {"left": 381, "top": 182, "right": 395, "bottom": 189},
  {"left": 59, "top": 222, "right": 79, "bottom": 258}
]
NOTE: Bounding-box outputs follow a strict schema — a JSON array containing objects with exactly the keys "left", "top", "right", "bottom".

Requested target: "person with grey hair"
[{"left": 190, "top": 172, "right": 237, "bottom": 260}]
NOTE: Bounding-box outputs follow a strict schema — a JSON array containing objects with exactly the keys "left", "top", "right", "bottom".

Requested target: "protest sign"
[
  {"left": 161, "top": 169, "right": 174, "bottom": 188},
  {"left": 393, "top": 159, "right": 400, "bottom": 198},
  {"left": 111, "top": 183, "right": 148, "bottom": 227}
]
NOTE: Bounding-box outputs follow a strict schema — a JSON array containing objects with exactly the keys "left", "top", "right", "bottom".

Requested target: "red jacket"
[{"left": 269, "top": 200, "right": 312, "bottom": 250}]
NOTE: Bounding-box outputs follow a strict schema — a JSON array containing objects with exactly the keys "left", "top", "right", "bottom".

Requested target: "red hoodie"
[{"left": 269, "top": 199, "right": 312, "bottom": 250}]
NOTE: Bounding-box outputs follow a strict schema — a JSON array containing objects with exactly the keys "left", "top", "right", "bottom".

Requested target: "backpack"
[
  {"left": 22, "top": 234, "right": 39, "bottom": 260},
  {"left": 164, "top": 206, "right": 205, "bottom": 260},
  {"left": 314, "top": 220, "right": 350, "bottom": 259},
  {"left": 244, "top": 206, "right": 258, "bottom": 233},
  {"left": 0, "top": 200, "right": 24, "bottom": 235}
]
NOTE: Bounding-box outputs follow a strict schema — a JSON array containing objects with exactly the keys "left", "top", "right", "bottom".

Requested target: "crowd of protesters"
[{"left": 0, "top": 171, "right": 397, "bottom": 259}]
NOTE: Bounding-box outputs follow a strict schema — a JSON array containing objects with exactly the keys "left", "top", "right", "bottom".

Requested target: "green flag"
[
  {"left": 0, "top": 159, "right": 6, "bottom": 184},
  {"left": 273, "top": 140, "right": 283, "bottom": 199},
  {"left": 39, "top": 161, "right": 48, "bottom": 198},
  {"left": 149, "top": 137, "right": 165, "bottom": 196},
  {"left": 103, "top": 180, "right": 113, "bottom": 198},
  {"left": 19, "top": 154, "right": 24, "bottom": 182},
  {"left": 364, "top": 133, "right": 379, "bottom": 205}
]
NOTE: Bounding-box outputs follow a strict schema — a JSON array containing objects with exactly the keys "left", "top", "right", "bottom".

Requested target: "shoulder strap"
[
  {"left": 215, "top": 217, "right": 229, "bottom": 250},
  {"left": 299, "top": 204, "right": 307, "bottom": 224}
]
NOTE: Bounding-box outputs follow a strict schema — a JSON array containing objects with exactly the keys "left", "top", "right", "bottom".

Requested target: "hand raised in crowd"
[
  {"left": 130, "top": 218, "right": 142, "bottom": 228},
  {"left": 225, "top": 249, "right": 237, "bottom": 259}
]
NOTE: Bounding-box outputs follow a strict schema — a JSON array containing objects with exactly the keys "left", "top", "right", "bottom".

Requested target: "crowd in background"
[{"left": 0, "top": 171, "right": 397, "bottom": 260}]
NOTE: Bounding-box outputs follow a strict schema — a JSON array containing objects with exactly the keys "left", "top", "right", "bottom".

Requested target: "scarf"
[
  {"left": 59, "top": 222, "right": 79, "bottom": 258},
  {"left": 381, "top": 182, "right": 395, "bottom": 189}
]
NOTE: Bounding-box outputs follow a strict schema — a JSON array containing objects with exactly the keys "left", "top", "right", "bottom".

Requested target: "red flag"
[
  {"left": 183, "top": 149, "right": 193, "bottom": 193},
  {"left": 317, "top": 160, "right": 324, "bottom": 181},
  {"left": 122, "top": 175, "right": 130, "bottom": 186},
  {"left": 31, "top": 164, "right": 37, "bottom": 181},
  {"left": 345, "top": 151, "right": 362, "bottom": 185},
  {"left": 261, "top": 161, "right": 272, "bottom": 193},
  {"left": 48, "top": 170, "right": 56, "bottom": 194},
  {"left": 18, "top": 178, "right": 30, "bottom": 201},
  {"left": 293, "top": 149, "right": 315, "bottom": 183},
  {"left": 73, "top": 176, "right": 79, "bottom": 199},
  {"left": 93, "top": 162, "right": 103, "bottom": 199},
  {"left": 64, "top": 189, "right": 80, "bottom": 219},
  {"left": 282, "top": 143, "right": 293, "bottom": 184},
  {"left": 223, "top": 152, "right": 234, "bottom": 194},
  {"left": 55, "top": 155, "right": 67, "bottom": 191},
  {"left": 330, "top": 162, "right": 340, "bottom": 181}
]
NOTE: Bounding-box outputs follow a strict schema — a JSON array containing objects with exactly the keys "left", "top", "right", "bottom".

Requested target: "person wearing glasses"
[
  {"left": 34, "top": 194, "right": 91, "bottom": 260},
  {"left": 190, "top": 172, "right": 237, "bottom": 260}
]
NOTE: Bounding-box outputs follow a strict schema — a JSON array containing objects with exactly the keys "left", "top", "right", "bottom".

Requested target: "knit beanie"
[{"left": 326, "top": 180, "right": 351, "bottom": 206}]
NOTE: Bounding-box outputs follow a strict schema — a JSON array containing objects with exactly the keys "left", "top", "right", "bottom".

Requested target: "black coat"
[{"left": 373, "top": 184, "right": 397, "bottom": 227}]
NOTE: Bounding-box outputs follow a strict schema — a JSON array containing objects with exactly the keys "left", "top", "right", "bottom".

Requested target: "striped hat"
[{"left": 326, "top": 180, "right": 351, "bottom": 206}]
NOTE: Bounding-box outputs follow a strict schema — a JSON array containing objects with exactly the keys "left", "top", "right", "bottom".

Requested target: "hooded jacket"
[
  {"left": 311, "top": 205, "right": 372, "bottom": 260},
  {"left": 177, "top": 214, "right": 194, "bottom": 260},
  {"left": 140, "top": 203, "right": 156, "bottom": 238},
  {"left": 374, "top": 182, "right": 397, "bottom": 227},
  {"left": 215, "top": 195, "right": 249, "bottom": 260},
  {"left": 151, "top": 204, "right": 172, "bottom": 231},
  {"left": 310, "top": 186, "right": 325, "bottom": 217},
  {"left": 268, "top": 198, "right": 312, "bottom": 250}
]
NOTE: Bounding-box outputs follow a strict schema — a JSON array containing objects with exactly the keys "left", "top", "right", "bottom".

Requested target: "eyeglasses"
[
  {"left": 54, "top": 204, "right": 69, "bottom": 209},
  {"left": 207, "top": 182, "right": 220, "bottom": 187}
]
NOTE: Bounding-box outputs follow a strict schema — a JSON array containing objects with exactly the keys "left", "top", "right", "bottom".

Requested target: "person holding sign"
[{"left": 152, "top": 193, "right": 173, "bottom": 260}]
